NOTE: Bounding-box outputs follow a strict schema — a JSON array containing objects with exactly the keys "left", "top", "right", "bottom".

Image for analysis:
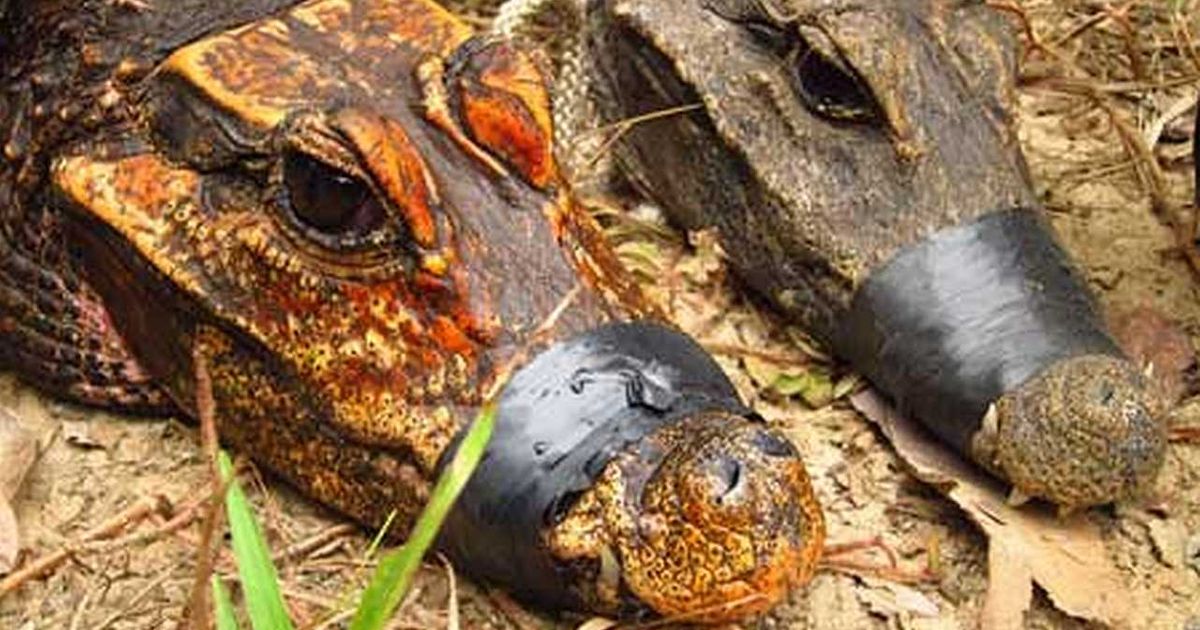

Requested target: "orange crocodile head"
[
  {"left": 45, "top": 0, "right": 821, "bottom": 622},
  {"left": 50, "top": 0, "right": 634, "bottom": 474}
]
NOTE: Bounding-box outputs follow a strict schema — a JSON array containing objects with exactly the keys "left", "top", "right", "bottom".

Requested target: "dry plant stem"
[
  {"left": 279, "top": 587, "right": 340, "bottom": 611},
  {"left": 1023, "top": 77, "right": 1200, "bottom": 277},
  {"left": 95, "top": 564, "right": 181, "bottom": 630},
  {"left": 0, "top": 494, "right": 170, "bottom": 597},
  {"left": 995, "top": 0, "right": 1200, "bottom": 279},
  {"left": 986, "top": 1, "right": 1070, "bottom": 65},
  {"left": 303, "top": 537, "right": 347, "bottom": 561},
  {"left": 310, "top": 607, "right": 357, "bottom": 630},
  {"left": 1094, "top": 95, "right": 1200, "bottom": 278},
  {"left": 1170, "top": 13, "right": 1200, "bottom": 74},
  {"left": 248, "top": 461, "right": 295, "bottom": 559},
  {"left": 66, "top": 585, "right": 95, "bottom": 630},
  {"left": 819, "top": 536, "right": 937, "bottom": 585},
  {"left": 1052, "top": 9, "right": 1112, "bottom": 49},
  {"left": 76, "top": 493, "right": 208, "bottom": 555},
  {"left": 273, "top": 523, "right": 356, "bottom": 565},
  {"left": 1104, "top": 2, "right": 1147, "bottom": 81},
  {"left": 581, "top": 104, "right": 703, "bottom": 173},
  {"left": 823, "top": 536, "right": 900, "bottom": 568},
  {"left": 487, "top": 588, "right": 545, "bottom": 630},
  {"left": 391, "top": 584, "right": 426, "bottom": 628},
  {"left": 1094, "top": 97, "right": 1170, "bottom": 204},
  {"left": 1169, "top": 425, "right": 1200, "bottom": 441},
  {"left": 1061, "top": 160, "right": 1135, "bottom": 189},
  {"left": 1025, "top": 74, "right": 1200, "bottom": 95},
  {"left": 820, "top": 560, "right": 937, "bottom": 586},
  {"left": 439, "top": 554, "right": 460, "bottom": 630},
  {"left": 659, "top": 246, "right": 687, "bottom": 321},
  {"left": 181, "top": 343, "right": 224, "bottom": 630}
]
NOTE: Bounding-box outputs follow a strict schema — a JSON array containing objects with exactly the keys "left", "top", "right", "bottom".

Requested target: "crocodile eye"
[
  {"left": 792, "top": 48, "right": 877, "bottom": 123},
  {"left": 282, "top": 150, "right": 386, "bottom": 238},
  {"left": 742, "top": 18, "right": 879, "bottom": 124}
]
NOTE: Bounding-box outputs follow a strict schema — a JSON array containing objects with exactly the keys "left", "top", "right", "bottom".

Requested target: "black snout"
[
  {"left": 436, "top": 321, "right": 754, "bottom": 612},
  {"left": 836, "top": 208, "right": 1122, "bottom": 455}
]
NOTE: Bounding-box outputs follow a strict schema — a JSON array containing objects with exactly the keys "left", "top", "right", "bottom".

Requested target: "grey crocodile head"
[
  {"left": 590, "top": 0, "right": 1037, "bottom": 333},
  {"left": 588, "top": 0, "right": 1165, "bottom": 509}
]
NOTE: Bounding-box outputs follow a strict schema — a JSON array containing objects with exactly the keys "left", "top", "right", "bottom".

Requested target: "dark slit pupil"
[{"left": 283, "top": 151, "right": 380, "bottom": 235}]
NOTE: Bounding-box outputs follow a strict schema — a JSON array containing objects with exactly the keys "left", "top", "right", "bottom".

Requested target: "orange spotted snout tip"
[{"left": 611, "top": 413, "right": 825, "bottom": 622}]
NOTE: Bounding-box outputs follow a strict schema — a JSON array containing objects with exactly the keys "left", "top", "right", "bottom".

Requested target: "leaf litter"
[
  {"left": 851, "top": 389, "right": 1132, "bottom": 630},
  {"left": 3, "top": 1, "right": 1200, "bottom": 628},
  {"left": 0, "top": 407, "right": 37, "bottom": 575}
]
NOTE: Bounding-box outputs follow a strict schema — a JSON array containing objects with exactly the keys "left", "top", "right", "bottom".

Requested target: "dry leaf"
[
  {"left": 981, "top": 538, "right": 1033, "bottom": 630},
  {"left": 858, "top": 576, "right": 940, "bottom": 619},
  {"left": 677, "top": 228, "right": 724, "bottom": 284},
  {"left": 574, "top": 617, "right": 618, "bottom": 630},
  {"left": 742, "top": 355, "right": 835, "bottom": 407},
  {"left": 741, "top": 355, "right": 779, "bottom": 389},
  {"left": 0, "top": 407, "right": 37, "bottom": 574},
  {"left": 62, "top": 420, "right": 114, "bottom": 451},
  {"left": 0, "top": 409, "right": 36, "bottom": 499},
  {"left": 1145, "top": 517, "right": 1188, "bottom": 568},
  {"left": 851, "top": 390, "right": 1131, "bottom": 630},
  {"left": 1109, "top": 306, "right": 1195, "bottom": 405},
  {"left": 613, "top": 240, "right": 663, "bottom": 280},
  {"left": 0, "top": 503, "right": 17, "bottom": 575},
  {"left": 772, "top": 370, "right": 834, "bottom": 408},
  {"left": 1187, "top": 534, "right": 1200, "bottom": 573}
]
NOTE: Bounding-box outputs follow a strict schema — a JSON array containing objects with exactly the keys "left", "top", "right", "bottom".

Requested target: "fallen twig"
[
  {"left": 0, "top": 494, "right": 171, "bottom": 597},
  {"left": 440, "top": 554, "right": 460, "bottom": 630},
  {"left": 1169, "top": 425, "right": 1200, "bottom": 441},
  {"left": 94, "top": 564, "right": 180, "bottom": 630},
  {"left": 181, "top": 341, "right": 224, "bottom": 630},
  {"left": 274, "top": 524, "right": 357, "bottom": 566}
]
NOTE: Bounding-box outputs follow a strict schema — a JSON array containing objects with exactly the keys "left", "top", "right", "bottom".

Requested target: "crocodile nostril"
[
  {"left": 752, "top": 430, "right": 797, "bottom": 458},
  {"left": 711, "top": 455, "right": 743, "bottom": 503}
]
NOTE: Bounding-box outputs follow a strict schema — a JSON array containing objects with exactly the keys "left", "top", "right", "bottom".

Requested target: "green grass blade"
[
  {"left": 218, "top": 451, "right": 295, "bottom": 630},
  {"left": 211, "top": 575, "right": 242, "bottom": 630},
  {"left": 364, "top": 509, "right": 398, "bottom": 562},
  {"left": 349, "top": 402, "right": 497, "bottom": 630}
]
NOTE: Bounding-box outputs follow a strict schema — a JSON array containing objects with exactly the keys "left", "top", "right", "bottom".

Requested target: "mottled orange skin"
[
  {"left": 454, "top": 40, "right": 557, "bottom": 189},
  {"left": 54, "top": 0, "right": 635, "bottom": 515},
  {"left": 5, "top": 0, "right": 823, "bottom": 622},
  {"left": 548, "top": 414, "right": 824, "bottom": 622}
]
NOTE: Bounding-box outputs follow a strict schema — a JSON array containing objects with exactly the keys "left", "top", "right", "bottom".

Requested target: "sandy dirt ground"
[{"left": 1, "top": 1, "right": 1199, "bottom": 628}]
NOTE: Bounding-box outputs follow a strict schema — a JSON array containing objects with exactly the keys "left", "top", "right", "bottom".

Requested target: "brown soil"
[{"left": 1, "top": 1, "right": 1198, "bottom": 628}]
